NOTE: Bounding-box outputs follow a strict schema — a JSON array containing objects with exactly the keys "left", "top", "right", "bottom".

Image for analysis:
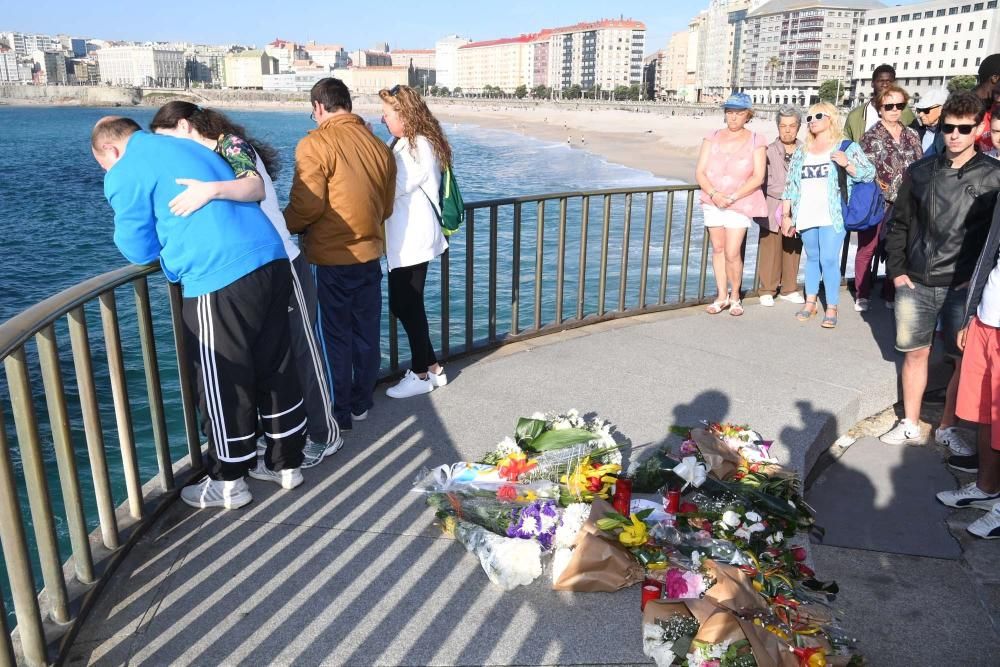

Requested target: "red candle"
[
  {"left": 664, "top": 489, "right": 681, "bottom": 514},
  {"left": 612, "top": 478, "right": 633, "bottom": 516},
  {"left": 641, "top": 582, "right": 662, "bottom": 610}
]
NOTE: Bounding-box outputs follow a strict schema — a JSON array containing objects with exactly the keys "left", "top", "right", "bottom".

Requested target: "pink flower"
[
  {"left": 496, "top": 485, "right": 517, "bottom": 502},
  {"left": 679, "top": 439, "right": 699, "bottom": 455},
  {"left": 665, "top": 568, "right": 705, "bottom": 598}
]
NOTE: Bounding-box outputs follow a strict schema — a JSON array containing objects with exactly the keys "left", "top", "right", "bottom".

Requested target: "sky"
[{"left": 9, "top": 1, "right": 930, "bottom": 55}]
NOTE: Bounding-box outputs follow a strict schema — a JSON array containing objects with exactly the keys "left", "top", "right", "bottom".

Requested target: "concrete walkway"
[{"left": 68, "top": 292, "right": 907, "bottom": 666}]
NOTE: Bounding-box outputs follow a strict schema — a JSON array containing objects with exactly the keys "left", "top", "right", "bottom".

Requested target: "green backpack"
[{"left": 422, "top": 166, "right": 465, "bottom": 236}]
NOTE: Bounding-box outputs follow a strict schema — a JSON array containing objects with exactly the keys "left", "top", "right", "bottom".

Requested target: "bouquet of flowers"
[
  {"left": 440, "top": 516, "right": 543, "bottom": 590},
  {"left": 642, "top": 613, "right": 700, "bottom": 667}
]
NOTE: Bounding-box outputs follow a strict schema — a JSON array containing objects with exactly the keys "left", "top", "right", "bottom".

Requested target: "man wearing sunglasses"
[
  {"left": 845, "top": 64, "right": 915, "bottom": 143},
  {"left": 883, "top": 92, "right": 1000, "bottom": 454},
  {"left": 913, "top": 87, "right": 947, "bottom": 158}
]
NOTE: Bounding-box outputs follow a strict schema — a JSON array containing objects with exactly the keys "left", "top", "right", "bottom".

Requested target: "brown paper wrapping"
[
  {"left": 690, "top": 428, "right": 741, "bottom": 480},
  {"left": 735, "top": 617, "right": 800, "bottom": 667},
  {"left": 643, "top": 598, "right": 717, "bottom": 626},
  {"left": 573, "top": 498, "right": 616, "bottom": 546},
  {"left": 703, "top": 560, "right": 768, "bottom": 613},
  {"left": 552, "top": 532, "right": 645, "bottom": 591}
]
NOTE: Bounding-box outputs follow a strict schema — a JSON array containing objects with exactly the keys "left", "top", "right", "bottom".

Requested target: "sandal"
[
  {"left": 821, "top": 306, "right": 838, "bottom": 329},
  {"left": 729, "top": 300, "right": 744, "bottom": 317},
  {"left": 795, "top": 299, "right": 818, "bottom": 322},
  {"left": 706, "top": 299, "right": 730, "bottom": 314}
]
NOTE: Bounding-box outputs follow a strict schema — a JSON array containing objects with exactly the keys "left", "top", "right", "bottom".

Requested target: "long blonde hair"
[
  {"left": 804, "top": 102, "right": 845, "bottom": 148},
  {"left": 378, "top": 85, "right": 452, "bottom": 167}
]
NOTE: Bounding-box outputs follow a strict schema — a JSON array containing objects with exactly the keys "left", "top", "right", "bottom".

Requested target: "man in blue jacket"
[{"left": 91, "top": 116, "right": 306, "bottom": 510}]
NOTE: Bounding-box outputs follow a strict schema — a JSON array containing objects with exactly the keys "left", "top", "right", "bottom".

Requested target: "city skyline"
[{"left": 2, "top": 0, "right": 933, "bottom": 55}]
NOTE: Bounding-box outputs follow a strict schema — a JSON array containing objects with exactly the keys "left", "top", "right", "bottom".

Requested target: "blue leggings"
[{"left": 800, "top": 226, "right": 845, "bottom": 306}]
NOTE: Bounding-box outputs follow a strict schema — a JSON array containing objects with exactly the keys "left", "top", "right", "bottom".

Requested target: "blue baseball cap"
[{"left": 722, "top": 92, "right": 752, "bottom": 110}]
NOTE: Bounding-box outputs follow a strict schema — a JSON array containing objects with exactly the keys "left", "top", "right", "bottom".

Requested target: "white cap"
[{"left": 918, "top": 87, "right": 948, "bottom": 109}]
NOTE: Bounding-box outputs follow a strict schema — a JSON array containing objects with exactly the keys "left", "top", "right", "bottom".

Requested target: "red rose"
[
  {"left": 798, "top": 563, "right": 815, "bottom": 578},
  {"left": 791, "top": 546, "right": 808, "bottom": 562}
]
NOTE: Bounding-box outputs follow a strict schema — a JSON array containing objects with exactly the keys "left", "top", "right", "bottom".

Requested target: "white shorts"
[{"left": 702, "top": 205, "right": 752, "bottom": 229}]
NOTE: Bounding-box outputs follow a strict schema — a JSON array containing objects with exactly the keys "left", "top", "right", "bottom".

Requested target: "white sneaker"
[
  {"left": 854, "top": 298, "right": 869, "bottom": 312},
  {"left": 880, "top": 419, "right": 922, "bottom": 445},
  {"left": 936, "top": 482, "right": 1000, "bottom": 510},
  {"left": 248, "top": 461, "right": 304, "bottom": 490},
  {"left": 968, "top": 505, "right": 1000, "bottom": 539},
  {"left": 386, "top": 370, "right": 434, "bottom": 398},
  {"left": 301, "top": 436, "right": 344, "bottom": 469},
  {"left": 759, "top": 294, "right": 775, "bottom": 307},
  {"left": 181, "top": 477, "right": 252, "bottom": 510},
  {"left": 428, "top": 368, "right": 448, "bottom": 388},
  {"left": 351, "top": 409, "right": 368, "bottom": 421},
  {"left": 777, "top": 292, "right": 805, "bottom": 304},
  {"left": 935, "top": 427, "right": 976, "bottom": 457}
]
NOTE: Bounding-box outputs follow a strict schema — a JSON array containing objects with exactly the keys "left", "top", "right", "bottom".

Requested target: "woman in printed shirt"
[
  {"left": 782, "top": 102, "right": 876, "bottom": 329},
  {"left": 857, "top": 84, "right": 923, "bottom": 313},
  {"left": 149, "top": 102, "right": 343, "bottom": 471}
]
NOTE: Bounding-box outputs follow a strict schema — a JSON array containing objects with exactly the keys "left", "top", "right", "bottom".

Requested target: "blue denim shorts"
[{"left": 894, "top": 283, "right": 967, "bottom": 358}]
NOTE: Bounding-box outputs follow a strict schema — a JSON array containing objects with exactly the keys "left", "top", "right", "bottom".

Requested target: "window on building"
[
  {"left": 981, "top": 39, "right": 986, "bottom": 48},
  {"left": 944, "top": 25, "right": 949, "bottom": 33},
  {"left": 915, "top": 61, "right": 920, "bottom": 70},
  {"left": 894, "top": 47, "right": 900, "bottom": 55},
  {"left": 903, "top": 62, "right": 908, "bottom": 69},
  {"left": 970, "top": 21, "right": 975, "bottom": 29},
  {"left": 939, "top": 59, "right": 944, "bottom": 67},
  {"left": 897, "top": 30, "right": 902, "bottom": 38},
  {"left": 868, "top": 18, "right": 875, "bottom": 25},
  {"left": 878, "top": 17, "right": 887, "bottom": 24},
  {"left": 925, "top": 11, "right": 934, "bottom": 17},
  {"left": 928, "top": 60, "right": 932, "bottom": 68},
  {"left": 957, "top": 23, "right": 962, "bottom": 31},
  {"left": 961, "top": 4, "right": 971, "bottom": 11},
  {"left": 861, "top": 49, "right": 866, "bottom": 57},
  {"left": 952, "top": 58, "right": 957, "bottom": 66},
  {"left": 902, "top": 14, "right": 910, "bottom": 21},
  {"left": 908, "top": 29, "right": 914, "bottom": 37},
  {"left": 889, "top": 16, "right": 898, "bottom": 23},
  {"left": 948, "top": 7, "right": 958, "bottom": 14},
  {"left": 884, "top": 48, "right": 889, "bottom": 55},
  {"left": 984, "top": 20, "right": 990, "bottom": 28},
  {"left": 936, "top": 9, "right": 946, "bottom": 16},
  {"left": 930, "top": 44, "right": 935, "bottom": 51},
  {"left": 977, "top": 57, "right": 983, "bottom": 65},
  {"left": 975, "top": 2, "right": 984, "bottom": 9},
  {"left": 906, "top": 46, "right": 911, "bottom": 54},
  {"left": 967, "top": 40, "right": 972, "bottom": 48},
  {"left": 989, "top": 2, "right": 997, "bottom": 10},
  {"left": 964, "top": 58, "right": 969, "bottom": 66},
  {"left": 932, "top": 27, "right": 937, "bottom": 35},
  {"left": 920, "top": 28, "right": 925, "bottom": 36},
  {"left": 918, "top": 45, "right": 923, "bottom": 53},
  {"left": 864, "top": 34, "right": 869, "bottom": 42}
]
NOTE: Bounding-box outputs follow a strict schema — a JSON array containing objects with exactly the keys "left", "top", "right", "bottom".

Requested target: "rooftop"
[
  {"left": 462, "top": 18, "right": 646, "bottom": 49},
  {"left": 748, "top": 0, "right": 884, "bottom": 17}
]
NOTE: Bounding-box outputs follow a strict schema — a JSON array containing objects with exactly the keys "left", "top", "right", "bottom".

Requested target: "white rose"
[
  {"left": 745, "top": 511, "right": 761, "bottom": 523},
  {"left": 722, "top": 511, "right": 741, "bottom": 528},
  {"left": 748, "top": 522, "right": 765, "bottom": 533},
  {"left": 734, "top": 527, "right": 751, "bottom": 541}
]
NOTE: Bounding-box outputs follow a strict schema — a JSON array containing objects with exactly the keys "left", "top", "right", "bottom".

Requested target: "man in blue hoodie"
[{"left": 92, "top": 116, "right": 306, "bottom": 510}]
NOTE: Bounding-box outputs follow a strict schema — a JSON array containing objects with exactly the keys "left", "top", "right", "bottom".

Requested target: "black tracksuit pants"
[{"left": 182, "top": 260, "right": 306, "bottom": 481}]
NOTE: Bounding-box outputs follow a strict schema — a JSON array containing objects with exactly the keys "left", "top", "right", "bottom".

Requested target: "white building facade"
[
  {"left": 852, "top": 0, "right": 1000, "bottom": 103},
  {"left": 0, "top": 48, "right": 22, "bottom": 83},
  {"left": 96, "top": 46, "right": 185, "bottom": 87},
  {"left": 305, "top": 44, "right": 349, "bottom": 70},
  {"left": 434, "top": 35, "right": 472, "bottom": 89}
]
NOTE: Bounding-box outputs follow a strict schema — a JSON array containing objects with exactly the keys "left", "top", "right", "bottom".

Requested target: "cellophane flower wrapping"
[{"left": 447, "top": 517, "right": 543, "bottom": 590}]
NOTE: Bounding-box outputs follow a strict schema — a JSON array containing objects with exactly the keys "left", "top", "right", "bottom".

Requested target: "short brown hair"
[
  {"left": 91, "top": 116, "right": 141, "bottom": 150},
  {"left": 876, "top": 84, "right": 909, "bottom": 109},
  {"left": 941, "top": 91, "right": 987, "bottom": 125}
]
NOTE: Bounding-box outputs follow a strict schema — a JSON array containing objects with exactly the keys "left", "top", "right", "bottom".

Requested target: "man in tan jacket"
[{"left": 285, "top": 77, "right": 396, "bottom": 432}]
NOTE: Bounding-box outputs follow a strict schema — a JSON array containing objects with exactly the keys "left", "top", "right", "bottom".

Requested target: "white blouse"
[{"left": 384, "top": 135, "right": 448, "bottom": 271}]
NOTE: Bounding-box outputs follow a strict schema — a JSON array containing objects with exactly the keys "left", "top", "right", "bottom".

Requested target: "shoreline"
[{"left": 1, "top": 97, "right": 783, "bottom": 185}]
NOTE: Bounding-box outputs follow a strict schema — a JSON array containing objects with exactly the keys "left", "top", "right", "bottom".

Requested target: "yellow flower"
[
  {"left": 516, "top": 489, "right": 539, "bottom": 502},
  {"left": 619, "top": 513, "right": 649, "bottom": 548},
  {"left": 560, "top": 457, "right": 622, "bottom": 499}
]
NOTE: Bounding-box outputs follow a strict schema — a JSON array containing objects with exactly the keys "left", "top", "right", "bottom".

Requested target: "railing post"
[
  {"left": 511, "top": 203, "right": 522, "bottom": 336},
  {"left": 577, "top": 195, "right": 590, "bottom": 320},
  {"left": 465, "top": 207, "right": 475, "bottom": 352},
  {"left": 133, "top": 277, "right": 174, "bottom": 493},
  {"left": 388, "top": 313, "right": 399, "bottom": 373},
  {"left": 555, "top": 197, "right": 568, "bottom": 325},
  {"left": 4, "top": 348, "right": 71, "bottom": 625},
  {"left": 99, "top": 291, "right": 144, "bottom": 520},
  {"left": 488, "top": 205, "right": 498, "bottom": 343},
  {"left": 36, "top": 324, "right": 95, "bottom": 585},
  {"left": 441, "top": 248, "right": 450, "bottom": 358},
  {"left": 659, "top": 191, "right": 675, "bottom": 305},
  {"left": 618, "top": 192, "right": 633, "bottom": 312},
  {"left": 678, "top": 194, "right": 695, "bottom": 304},
  {"left": 698, "top": 221, "right": 711, "bottom": 302},
  {"left": 639, "top": 192, "right": 654, "bottom": 309},
  {"left": 168, "top": 282, "right": 203, "bottom": 471},
  {"left": 598, "top": 195, "right": 612, "bottom": 316},
  {"left": 67, "top": 306, "right": 120, "bottom": 550},
  {"left": 533, "top": 201, "right": 545, "bottom": 331},
  {"left": 0, "top": 403, "right": 48, "bottom": 665}
]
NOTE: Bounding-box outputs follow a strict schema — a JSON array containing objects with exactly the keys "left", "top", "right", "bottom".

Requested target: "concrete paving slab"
[
  {"left": 812, "top": 545, "right": 1000, "bottom": 666},
  {"left": 807, "top": 437, "right": 960, "bottom": 559}
]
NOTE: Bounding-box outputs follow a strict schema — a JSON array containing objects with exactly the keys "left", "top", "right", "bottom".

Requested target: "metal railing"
[{"left": 0, "top": 183, "right": 860, "bottom": 664}]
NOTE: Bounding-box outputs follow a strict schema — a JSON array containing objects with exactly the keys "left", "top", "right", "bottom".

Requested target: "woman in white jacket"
[{"left": 379, "top": 85, "right": 451, "bottom": 398}]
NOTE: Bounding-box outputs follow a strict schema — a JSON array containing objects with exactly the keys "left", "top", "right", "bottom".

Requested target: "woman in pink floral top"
[
  {"left": 857, "top": 84, "right": 923, "bottom": 313},
  {"left": 695, "top": 92, "right": 768, "bottom": 317}
]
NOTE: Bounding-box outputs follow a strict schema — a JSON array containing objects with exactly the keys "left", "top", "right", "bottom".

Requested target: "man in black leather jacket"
[{"left": 881, "top": 92, "right": 1000, "bottom": 450}]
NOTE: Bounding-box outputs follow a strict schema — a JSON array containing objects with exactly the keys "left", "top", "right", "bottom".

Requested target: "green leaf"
[
  {"left": 514, "top": 417, "right": 546, "bottom": 447},
  {"left": 602, "top": 509, "right": 629, "bottom": 523},
  {"left": 668, "top": 425, "right": 694, "bottom": 436},
  {"left": 523, "top": 427, "right": 596, "bottom": 453},
  {"left": 635, "top": 508, "right": 654, "bottom": 521},
  {"left": 595, "top": 517, "right": 623, "bottom": 531}
]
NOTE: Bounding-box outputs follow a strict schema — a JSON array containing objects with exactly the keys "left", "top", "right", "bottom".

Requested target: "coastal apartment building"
[
  {"left": 0, "top": 47, "right": 21, "bottom": 83},
  {"left": 304, "top": 43, "right": 349, "bottom": 70},
  {"left": 350, "top": 49, "right": 392, "bottom": 67},
  {"left": 0, "top": 31, "right": 61, "bottom": 58},
  {"left": 331, "top": 65, "right": 409, "bottom": 94},
  {"left": 186, "top": 46, "right": 227, "bottom": 88},
  {"left": 392, "top": 49, "right": 435, "bottom": 71},
  {"left": 434, "top": 35, "right": 472, "bottom": 89},
  {"left": 738, "top": 0, "right": 879, "bottom": 106},
  {"left": 658, "top": 29, "right": 698, "bottom": 100},
  {"left": 224, "top": 49, "right": 279, "bottom": 89},
  {"left": 851, "top": 0, "right": 1000, "bottom": 103},
  {"left": 96, "top": 45, "right": 185, "bottom": 87},
  {"left": 688, "top": 0, "right": 753, "bottom": 101},
  {"left": 265, "top": 39, "right": 308, "bottom": 73},
  {"left": 454, "top": 18, "right": 645, "bottom": 95}
]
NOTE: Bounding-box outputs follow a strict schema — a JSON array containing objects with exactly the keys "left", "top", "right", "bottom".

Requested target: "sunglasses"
[
  {"left": 881, "top": 102, "right": 907, "bottom": 111},
  {"left": 941, "top": 123, "right": 978, "bottom": 135},
  {"left": 916, "top": 105, "right": 941, "bottom": 114},
  {"left": 389, "top": 84, "right": 402, "bottom": 96},
  {"left": 805, "top": 112, "right": 827, "bottom": 122}
]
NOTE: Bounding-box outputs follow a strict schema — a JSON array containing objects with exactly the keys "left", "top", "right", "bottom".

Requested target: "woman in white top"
[{"left": 378, "top": 85, "right": 451, "bottom": 399}]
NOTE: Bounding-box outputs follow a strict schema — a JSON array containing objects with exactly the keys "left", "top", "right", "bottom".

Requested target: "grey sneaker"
[
  {"left": 936, "top": 482, "right": 1000, "bottom": 510},
  {"left": 935, "top": 427, "right": 975, "bottom": 456},
  {"left": 301, "top": 436, "right": 344, "bottom": 469},
  {"left": 880, "top": 419, "right": 922, "bottom": 445},
  {"left": 248, "top": 461, "right": 304, "bottom": 490},
  {"left": 968, "top": 506, "right": 1000, "bottom": 539},
  {"left": 181, "top": 477, "right": 252, "bottom": 510}
]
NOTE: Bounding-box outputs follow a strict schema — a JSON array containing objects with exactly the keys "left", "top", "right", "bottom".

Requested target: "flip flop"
[{"left": 706, "top": 299, "right": 731, "bottom": 314}]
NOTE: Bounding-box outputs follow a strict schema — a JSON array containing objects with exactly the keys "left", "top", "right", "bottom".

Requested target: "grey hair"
[{"left": 775, "top": 105, "right": 802, "bottom": 126}]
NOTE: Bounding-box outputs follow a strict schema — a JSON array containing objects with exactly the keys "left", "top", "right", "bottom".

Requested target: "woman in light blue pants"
[{"left": 800, "top": 226, "right": 846, "bottom": 308}]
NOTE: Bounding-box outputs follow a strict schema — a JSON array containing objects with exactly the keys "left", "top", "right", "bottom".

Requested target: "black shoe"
[
  {"left": 336, "top": 416, "right": 352, "bottom": 432},
  {"left": 948, "top": 454, "right": 978, "bottom": 473}
]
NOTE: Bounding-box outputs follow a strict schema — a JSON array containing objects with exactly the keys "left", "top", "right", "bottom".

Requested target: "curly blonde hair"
[
  {"left": 378, "top": 85, "right": 452, "bottom": 167},
  {"left": 804, "top": 101, "right": 845, "bottom": 148}
]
